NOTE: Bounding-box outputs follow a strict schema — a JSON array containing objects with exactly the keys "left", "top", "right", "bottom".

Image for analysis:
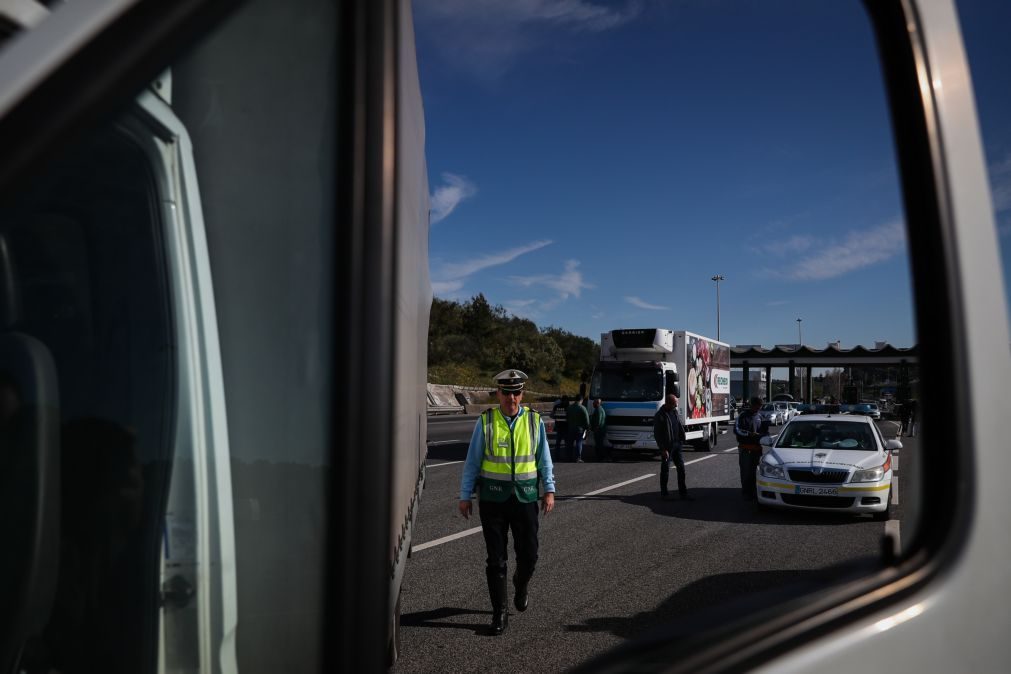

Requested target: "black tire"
[{"left": 872, "top": 491, "right": 892, "bottom": 521}]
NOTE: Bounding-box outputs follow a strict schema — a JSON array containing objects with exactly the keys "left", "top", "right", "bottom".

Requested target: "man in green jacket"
[
  {"left": 566, "top": 395, "right": 590, "bottom": 462},
  {"left": 589, "top": 398, "right": 608, "bottom": 461}
]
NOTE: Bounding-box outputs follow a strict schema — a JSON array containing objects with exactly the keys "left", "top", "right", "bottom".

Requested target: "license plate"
[{"left": 796, "top": 485, "right": 839, "bottom": 496}]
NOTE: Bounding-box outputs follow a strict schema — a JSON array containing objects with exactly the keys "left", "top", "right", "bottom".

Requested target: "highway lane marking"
[
  {"left": 571, "top": 473, "right": 655, "bottom": 500},
  {"left": 412, "top": 526, "right": 483, "bottom": 552},
  {"left": 891, "top": 476, "right": 899, "bottom": 504},
  {"left": 885, "top": 519, "right": 901, "bottom": 554},
  {"left": 427, "top": 460, "right": 464, "bottom": 469},
  {"left": 414, "top": 453, "right": 734, "bottom": 552}
]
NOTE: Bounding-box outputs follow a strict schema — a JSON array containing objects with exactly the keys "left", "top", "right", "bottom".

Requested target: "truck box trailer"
[{"left": 590, "top": 328, "right": 731, "bottom": 452}]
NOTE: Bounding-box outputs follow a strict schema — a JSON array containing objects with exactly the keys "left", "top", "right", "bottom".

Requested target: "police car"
[{"left": 755, "top": 414, "right": 900, "bottom": 520}]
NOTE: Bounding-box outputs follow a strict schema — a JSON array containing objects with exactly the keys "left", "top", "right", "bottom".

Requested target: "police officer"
[
  {"left": 734, "top": 396, "right": 770, "bottom": 500},
  {"left": 459, "top": 369, "right": 556, "bottom": 636}
]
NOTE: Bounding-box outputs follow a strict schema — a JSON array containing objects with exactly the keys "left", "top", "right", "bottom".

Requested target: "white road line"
[
  {"left": 426, "top": 460, "right": 464, "bottom": 469},
  {"left": 412, "top": 526, "right": 483, "bottom": 552},
  {"left": 884, "top": 519, "right": 901, "bottom": 554},
  {"left": 891, "top": 476, "right": 899, "bottom": 505},
  {"left": 573, "top": 473, "right": 656, "bottom": 500},
  {"left": 414, "top": 449, "right": 738, "bottom": 552},
  {"left": 415, "top": 469, "right": 681, "bottom": 551}
]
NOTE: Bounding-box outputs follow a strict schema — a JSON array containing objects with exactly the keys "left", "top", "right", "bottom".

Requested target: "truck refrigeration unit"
[{"left": 591, "top": 328, "right": 731, "bottom": 452}]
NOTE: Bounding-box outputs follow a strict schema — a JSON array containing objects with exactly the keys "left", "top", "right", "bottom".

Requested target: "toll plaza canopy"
[{"left": 729, "top": 342, "right": 918, "bottom": 402}]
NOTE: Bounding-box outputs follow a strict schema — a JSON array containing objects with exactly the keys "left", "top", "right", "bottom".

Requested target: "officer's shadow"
[{"left": 400, "top": 606, "right": 492, "bottom": 635}]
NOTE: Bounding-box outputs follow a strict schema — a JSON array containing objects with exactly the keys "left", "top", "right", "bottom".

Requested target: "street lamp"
[
  {"left": 796, "top": 318, "right": 804, "bottom": 401},
  {"left": 711, "top": 274, "right": 725, "bottom": 341}
]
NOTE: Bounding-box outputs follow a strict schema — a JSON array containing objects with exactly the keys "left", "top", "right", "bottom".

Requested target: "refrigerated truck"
[{"left": 590, "top": 328, "right": 731, "bottom": 452}]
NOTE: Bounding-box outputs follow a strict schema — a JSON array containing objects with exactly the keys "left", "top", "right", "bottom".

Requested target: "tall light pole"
[
  {"left": 796, "top": 318, "right": 803, "bottom": 401},
  {"left": 711, "top": 274, "right": 725, "bottom": 341}
]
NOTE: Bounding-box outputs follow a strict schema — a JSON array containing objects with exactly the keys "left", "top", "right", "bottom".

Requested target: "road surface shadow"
[
  {"left": 426, "top": 443, "right": 469, "bottom": 461},
  {"left": 565, "top": 562, "right": 880, "bottom": 645},
  {"left": 555, "top": 489, "right": 874, "bottom": 527},
  {"left": 400, "top": 606, "right": 490, "bottom": 635}
]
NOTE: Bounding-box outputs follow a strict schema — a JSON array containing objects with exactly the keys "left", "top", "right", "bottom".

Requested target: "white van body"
[{"left": 592, "top": 328, "right": 730, "bottom": 451}]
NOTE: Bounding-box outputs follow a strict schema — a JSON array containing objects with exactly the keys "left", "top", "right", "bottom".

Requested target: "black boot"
[
  {"left": 514, "top": 571, "right": 532, "bottom": 612},
  {"left": 487, "top": 569, "right": 509, "bottom": 636}
]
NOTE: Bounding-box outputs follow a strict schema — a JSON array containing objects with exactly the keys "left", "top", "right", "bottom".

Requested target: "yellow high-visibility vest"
[{"left": 479, "top": 407, "right": 541, "bottom": 503}]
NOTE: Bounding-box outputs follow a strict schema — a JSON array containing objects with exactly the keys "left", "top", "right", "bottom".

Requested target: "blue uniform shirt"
[{"left": 459, "top": 406, "right": 556, "bottom": 501}]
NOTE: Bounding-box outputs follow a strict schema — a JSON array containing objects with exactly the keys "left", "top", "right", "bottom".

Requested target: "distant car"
[
  {"left": 756, "top": 414, "right": 901, "bottom": 519},
  {"left": 803, "top": 403, "right": 843, "bottom": 415},
  {"left": 759, "top": 402, "right": 784, "bottom": 425},
  {"left": 849, "top": 403, "right": 882, "bottom": 420},
  {"left": 774, "top": 401, "right": 793, "bottom": 422}
]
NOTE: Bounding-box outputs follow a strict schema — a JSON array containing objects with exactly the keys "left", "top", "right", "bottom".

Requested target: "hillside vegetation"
[{"left": 428, "top": 294, "right": 598, "bottom": 396}]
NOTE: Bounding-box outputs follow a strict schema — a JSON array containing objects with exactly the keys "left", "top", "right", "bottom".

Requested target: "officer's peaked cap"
[{"left": 494, "top": 369, "right": 528, "bottom": 392}]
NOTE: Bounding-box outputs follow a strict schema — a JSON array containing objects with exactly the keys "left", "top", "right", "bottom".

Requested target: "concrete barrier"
[
  {"left": 427, "top": 383, "right": 560, "bottom": 416},
  {"left": 426, "top": 384, "right": 464, "bottom": 414}
]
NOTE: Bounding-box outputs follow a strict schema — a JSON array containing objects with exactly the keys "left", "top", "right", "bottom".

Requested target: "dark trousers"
[
  {"left": 593, "top": 430, "right": 608, "bottom": 460},
  {"left": 479, "top": 496, "right": 539, "bottom": 579},
  {"left": 568, "top": 428, "right": 585, "bottom": 461},
  {"left": 739, "top": 448, "right": 760, "bottom": 497},
  {"left": 554, "top": 423, "right": 569, "bottom": 459},
  {"left": 660, "top": 444, "right": 687, "bottom": 495}
]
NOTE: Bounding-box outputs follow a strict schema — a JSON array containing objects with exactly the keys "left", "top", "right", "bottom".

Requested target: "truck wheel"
[{"left": 708, "top": 423, "right": 718, "bottom": 450}]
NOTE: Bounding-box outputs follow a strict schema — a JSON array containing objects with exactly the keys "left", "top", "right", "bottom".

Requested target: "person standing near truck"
[
  {"left": 589, "top": 398, "right": 608, "bottom": 461},
  {"left": 734, "top": 396, "right": 770, "bottom": 500},
  {"left": 551, "top": 394, "right": 570, "bottom": 460},
  {"left": 458, "top": 369, "right": 556, "bottom": 636},
  {"left": 567, "top": 395, "right": 591, "bottom": 463},
  {"left": 653, "top": 393, "right": 691, "bottom": 500}
]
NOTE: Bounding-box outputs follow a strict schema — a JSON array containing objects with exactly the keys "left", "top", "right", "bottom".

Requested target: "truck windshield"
[{"left": 590, "top": 365, "right": 663, "bottom": 402}]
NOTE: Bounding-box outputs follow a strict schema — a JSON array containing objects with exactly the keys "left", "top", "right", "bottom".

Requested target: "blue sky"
[{"left": 414, "top": 0, "right": 1010, "bottom": 350}]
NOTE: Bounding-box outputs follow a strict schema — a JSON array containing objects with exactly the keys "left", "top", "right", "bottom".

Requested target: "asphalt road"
[{"left": 397, "top": 417, "right": 912, "bottom": 673}]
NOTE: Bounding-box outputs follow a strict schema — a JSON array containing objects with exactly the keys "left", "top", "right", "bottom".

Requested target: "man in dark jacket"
[
  {"left": 566, "top": 395, "right": 590, "bottom": 462},
  {"left": 551, "top": 395, "right": 570, "bottom": 460},
  {"left": 734, "top": 396, "right": 770, "bottom": 500},
  {"left": 653, "top": 393, "right": 691, "bottom": 500}
]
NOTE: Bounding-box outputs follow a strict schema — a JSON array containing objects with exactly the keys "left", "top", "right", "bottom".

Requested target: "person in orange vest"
[
  {"left": 734, "top": 396, "right": 770, "bottom": 500},
  {"left": 458, "top": 369, "right": 556, "bottom": 635}
]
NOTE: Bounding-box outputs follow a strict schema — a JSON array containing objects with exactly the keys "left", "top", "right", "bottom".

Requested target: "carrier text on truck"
[{"left": 590, "top": 329, "right": 731, "bottom": 453}]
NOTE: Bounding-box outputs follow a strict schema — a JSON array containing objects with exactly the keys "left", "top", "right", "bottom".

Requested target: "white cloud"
[
  {"left": 625, "top": 296, "right": 669, "bottom": 311},
  {"left": 415, "top": 0, "right": 642, "bottom": 78},
  {"left": 437, "top": 240, "right": 552, "bottom": 280},
  {"left": 430, "top": 173, "right": 477, "bottom": 224},
  {"left": 990, "top": 154, "right": 1011, "bottom": 213},
  {"left": 430, "top": 240, "right": 553, "bottom": 298},
  {"left": 761, "top": 220, "right": 906, "bottom": 281},
  {"left": 760, "top": 234, "right": 815, "bottom": 257},
  {"left": 509, "top": 259, "right": 592, "bottom": 299},
  {"left": 431, "top": 280, "right": 465, "bottom": 295}
]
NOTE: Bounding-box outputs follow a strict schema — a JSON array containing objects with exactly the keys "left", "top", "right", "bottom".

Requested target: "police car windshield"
[{"left": 777, "top": 421, "right": 877, "bottom": 451}]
